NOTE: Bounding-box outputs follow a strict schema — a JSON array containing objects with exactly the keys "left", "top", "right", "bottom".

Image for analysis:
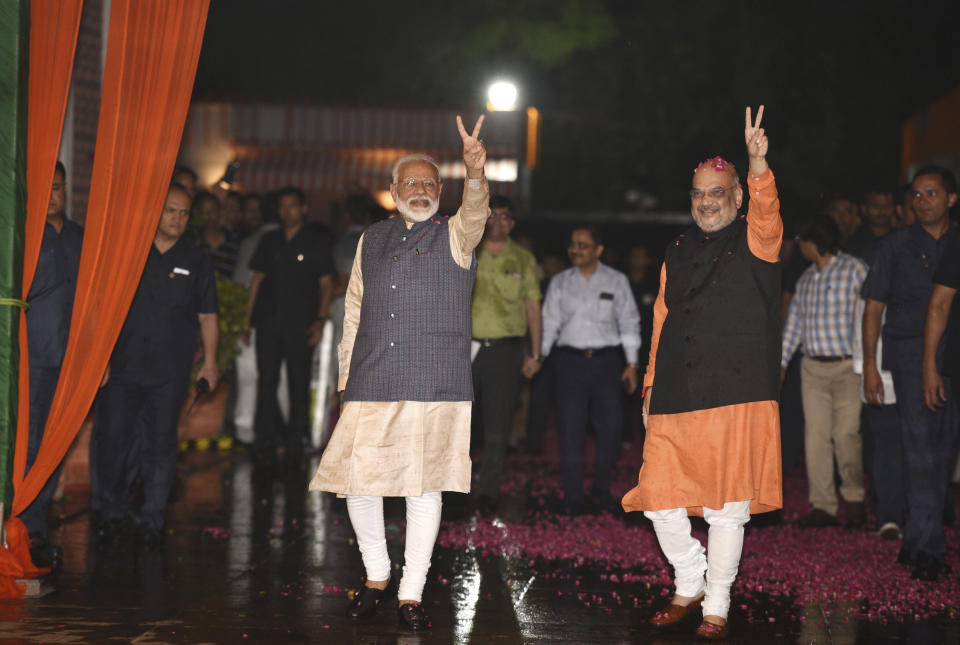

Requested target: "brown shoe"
[
  {"left": 649, "top": 595, "right": 703, "bottom": 627},
  {"left": 798, "top": 508, "right": 839, "bottom": 528},
  {"left": 696, "top": 618, "right": 729, "bottom": 639}
]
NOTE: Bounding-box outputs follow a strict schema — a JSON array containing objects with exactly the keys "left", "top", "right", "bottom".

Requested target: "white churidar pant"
[
  {"left": 345, "top": 492, "right": 443, "bottom": 603},
  {"left": 645, "top": 500, "right": 751, "bottom": 619}
]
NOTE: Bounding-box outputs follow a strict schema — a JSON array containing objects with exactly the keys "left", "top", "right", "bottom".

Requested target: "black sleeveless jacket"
[{"left": 650, "top": 214, "right": 781, "bottom": 415}]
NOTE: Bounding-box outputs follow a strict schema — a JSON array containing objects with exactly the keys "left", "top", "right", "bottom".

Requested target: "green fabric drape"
[{"left": 0, "top": 0, "right": 29, "bottom": 513}]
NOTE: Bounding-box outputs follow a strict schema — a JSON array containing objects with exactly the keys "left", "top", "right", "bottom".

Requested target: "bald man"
[{"left": 622, "top": 107, "right": 783, "bottom": 640}]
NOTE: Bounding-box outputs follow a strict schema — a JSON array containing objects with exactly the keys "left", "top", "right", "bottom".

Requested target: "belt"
[
  {"left": 806, "top": 354, "right": 852, "bottom": 362},
  {"left": 556, "top": 345, "right": 621, "bottom": 358},
  {"left": 473, "top": 336, "right": 524, "bottom": 348}
]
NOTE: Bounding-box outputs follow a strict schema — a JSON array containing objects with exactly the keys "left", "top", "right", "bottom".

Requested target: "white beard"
[{"left": 397, "top": 195, "right": 439, "bottom": 223}]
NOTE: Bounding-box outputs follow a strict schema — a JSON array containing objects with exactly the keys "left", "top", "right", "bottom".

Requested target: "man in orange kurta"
[{"left": 621, "top": 107, "right": 782, "bottom": 639}]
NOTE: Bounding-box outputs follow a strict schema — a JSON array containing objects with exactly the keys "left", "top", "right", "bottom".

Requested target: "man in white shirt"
[{"left": 536, "top": 225, "right": 641, "bottom": 514}]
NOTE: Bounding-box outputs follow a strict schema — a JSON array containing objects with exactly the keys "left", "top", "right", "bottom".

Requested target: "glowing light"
[
  {"left": 438, "top": 159, "right": 518, "bottom": 182},
  {"left": 374, "top": 190, "right": 396, "bottom": 211},
  {"left": 487, "top": 81, "right": 519, "bottom": 112}
]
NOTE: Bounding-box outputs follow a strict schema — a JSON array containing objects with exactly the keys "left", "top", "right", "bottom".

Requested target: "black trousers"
[
  {"left": 889, "top": 357, "right": 959, "bottom": 561},
  {"left": 526, "top": 354, "right": 557, "bottom": 454},
  {"left": 864, "top": 402, "right": 904, "bottom": 528},
  {"left": 779, "top": 353, "right": 805, "bottom": 476},
  {"left": 254, "top": 322, "right": 313, "bottom": 454},
  {"left": 20, "top": 365, "right": 64, "bottom": 537},
  {"left": 553, "top": 348, "right": 624, "bottom": 502},
  {"left": 472, "top": 342, "right": 525, "bottom": 499},
  {"left": 91, "top": 376, "right": 189, "bottom": 530}
]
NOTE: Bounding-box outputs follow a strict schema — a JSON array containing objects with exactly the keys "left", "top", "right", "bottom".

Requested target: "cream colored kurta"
[{"left": 310, "top": 178, "right": 489, "bottom": 497}]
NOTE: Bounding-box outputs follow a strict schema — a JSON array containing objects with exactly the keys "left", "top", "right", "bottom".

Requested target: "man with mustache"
[
  {"left": 470, "top": 194, "right": 542, "bottom": 517},
  {"left": 622, "top": 107, "right": 783, "bottom": 640},
  {"left": 537, "top": 225, "right": 641, "bottom": 516},
  {"left": 862, "top": 166, "right": 958, "bottom": 581},
  {"left": 310, "top": 115, "right": 489, "bottom": 630}
]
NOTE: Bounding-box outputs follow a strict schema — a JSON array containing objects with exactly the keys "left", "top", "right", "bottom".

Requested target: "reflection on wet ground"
[{"left": 2, "top": 448, "right": 958, "bottom": 644}]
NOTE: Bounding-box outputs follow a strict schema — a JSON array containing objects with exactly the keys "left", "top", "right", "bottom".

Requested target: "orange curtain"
[
  {"left": 6, "top": 0, "right": 209, "bottom": 583},
  {"left": 1, "top": 0, "right": 85, "bottom": 593}
]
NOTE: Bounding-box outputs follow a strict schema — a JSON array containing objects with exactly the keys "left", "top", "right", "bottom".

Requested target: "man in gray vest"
[{"left": 310, "top": 115, "right": 489, "bottom": 631}]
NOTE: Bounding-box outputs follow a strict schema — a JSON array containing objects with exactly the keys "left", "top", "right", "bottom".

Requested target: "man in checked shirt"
[{"left": 781, "top": 214, "right": 869, "bottom": 529}]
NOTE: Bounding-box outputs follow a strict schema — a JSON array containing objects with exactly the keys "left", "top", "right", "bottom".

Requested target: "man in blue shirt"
[
  {"left": 861, "top": 165, "right": 959, "bottom": 581},
  {"left": 22, "top": 162, "right": 83, "bottom": 569},
  {"left": 92, "top": 183, "right": 219, "bottom": 549},
  {"left": 537, "top": 226, "right": 641, "bottom": 514}
]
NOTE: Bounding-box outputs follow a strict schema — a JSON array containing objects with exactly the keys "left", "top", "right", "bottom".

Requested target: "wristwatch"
[{"left": 528, "top": 353, "right": 543, "bottom": 362}]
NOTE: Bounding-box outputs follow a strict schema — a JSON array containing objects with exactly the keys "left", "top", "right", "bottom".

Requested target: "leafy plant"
[{"left": 191, "top": 275, "right": 247, "bottom": 382}]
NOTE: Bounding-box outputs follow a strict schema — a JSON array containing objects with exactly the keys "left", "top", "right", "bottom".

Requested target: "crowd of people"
[
  {"left": 21, "top": 107, "right": 960, "bottom": 638},
  {"left": 779, "top": 167, "right": 960, "bottom": 586}
]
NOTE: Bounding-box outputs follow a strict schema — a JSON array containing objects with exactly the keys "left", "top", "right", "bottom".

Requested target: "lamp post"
[{"left": 485, "top": 81, "right": 539, "bottom": 210}]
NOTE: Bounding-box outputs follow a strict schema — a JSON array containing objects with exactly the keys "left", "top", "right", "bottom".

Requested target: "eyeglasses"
[
  {"left": 399, "top": 177, "right": 439, "bottom": 191},
  {"left": 489, "top": 212, "right": 512, "bottom": 219},
  {"left": 689, "top": 185, "right": 737, "bottom": 200},
  {"left": 568, "top": 241, "right": 595, "bottom": 250}
]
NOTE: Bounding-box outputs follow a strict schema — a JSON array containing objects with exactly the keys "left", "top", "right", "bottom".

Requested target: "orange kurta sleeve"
[
  {"left": 745, "top": 168, "right": 782, "bottom": 263},
  {"left": 642, "top": 263, "right": 668, "bottom": 395}
]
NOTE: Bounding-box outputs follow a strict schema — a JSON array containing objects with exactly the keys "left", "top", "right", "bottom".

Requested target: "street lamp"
[
  {"left": 484, "top": 81, "right": 540, "bottom": 210},
  {"left": 487, "top": 81, "right": 519, "bottom": 112}
]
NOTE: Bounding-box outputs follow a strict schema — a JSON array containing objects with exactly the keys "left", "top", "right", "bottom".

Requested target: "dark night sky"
[{"left": 193, "top": 0, "right": 960, "bottom": 226}]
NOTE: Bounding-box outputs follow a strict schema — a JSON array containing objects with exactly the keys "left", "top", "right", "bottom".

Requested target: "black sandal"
[
  {"left": 397, "top": 602, "right": 430, "bottom": 630},
  {"left": 346, "top": 584, "right": 388, "bottom": 621}
]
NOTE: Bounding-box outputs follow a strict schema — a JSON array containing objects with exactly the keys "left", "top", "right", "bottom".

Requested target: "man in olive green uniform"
[{"left": 471, "top": 195, "right": 541, "bottom": 515}]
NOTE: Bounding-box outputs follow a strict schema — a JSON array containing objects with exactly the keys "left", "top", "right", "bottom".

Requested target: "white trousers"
[
  {"left": 645, "top": 500, "right": 751, "bottom": 619},
  {"left": 345, "top": 492, "right": 442, "bottom": 603}
]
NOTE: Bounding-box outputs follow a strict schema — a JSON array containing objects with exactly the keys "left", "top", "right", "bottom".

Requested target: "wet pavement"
[{"left": 3, "top": 444, "right": 959, "bottom": 644}]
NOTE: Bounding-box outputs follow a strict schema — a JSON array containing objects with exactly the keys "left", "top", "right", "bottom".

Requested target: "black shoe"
[
  {"left": 136, "top": 526, "right": 165, "bottom": 551},
  {"left": 751, "top": 510, "right": 783, "bottom": 528},
  {"left": 475, "top": 495, "right": 497, "bottom": 517},
  {"left": 253, "top": 446, "right": 277, "bottom": 468},
  {"left": 397, "top": 602, "right": 430, "bottom": 630},
  {"left": 28, "top": 534, "right": 63, "bottom": 572},
  {"left": 92, "top": 515, "right": 134, "bottom": 548},
  {"left": 911, "top": 552, "right": 950, "bottom": 582},
  {"left": 845, "top": 502, "right": 866, "bottom": 530},
  {"left": 897, "top": 547, "right": 915, "bottom": 566},
  {"left": 798, "top": 508, "right": 839, "bottom": 528},
  {"left": 559, "top": 500, "right": 583, "bottom": 517},
  {"left": 347, "top": 585, "right": 388, "bottom": 621},
  {"left": 591, "top": 491, "right": 621, "bottom": 514}
]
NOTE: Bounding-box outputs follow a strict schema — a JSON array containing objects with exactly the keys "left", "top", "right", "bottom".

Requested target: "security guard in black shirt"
[
  {"left": 244, "top": 185, "right": 334, "bottom": 462},
  {"left": 91, "top": 182, "right": 219, "bottom": 547},
  {"left": 22, "top": 162, "right": 83, "bottom": 568}
]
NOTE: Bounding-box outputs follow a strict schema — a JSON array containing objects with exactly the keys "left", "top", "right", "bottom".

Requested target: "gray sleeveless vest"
[{"left": 344, "top": 215, "right": 476, "bottom": 402}]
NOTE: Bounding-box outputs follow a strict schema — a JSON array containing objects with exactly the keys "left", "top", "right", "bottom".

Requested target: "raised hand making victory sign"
[
  {"left": 745, "top": 105, "right": 768, "bottom": 174},
  {"left": 457, "top": 114, "right": 486, "bottom": 177}
]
